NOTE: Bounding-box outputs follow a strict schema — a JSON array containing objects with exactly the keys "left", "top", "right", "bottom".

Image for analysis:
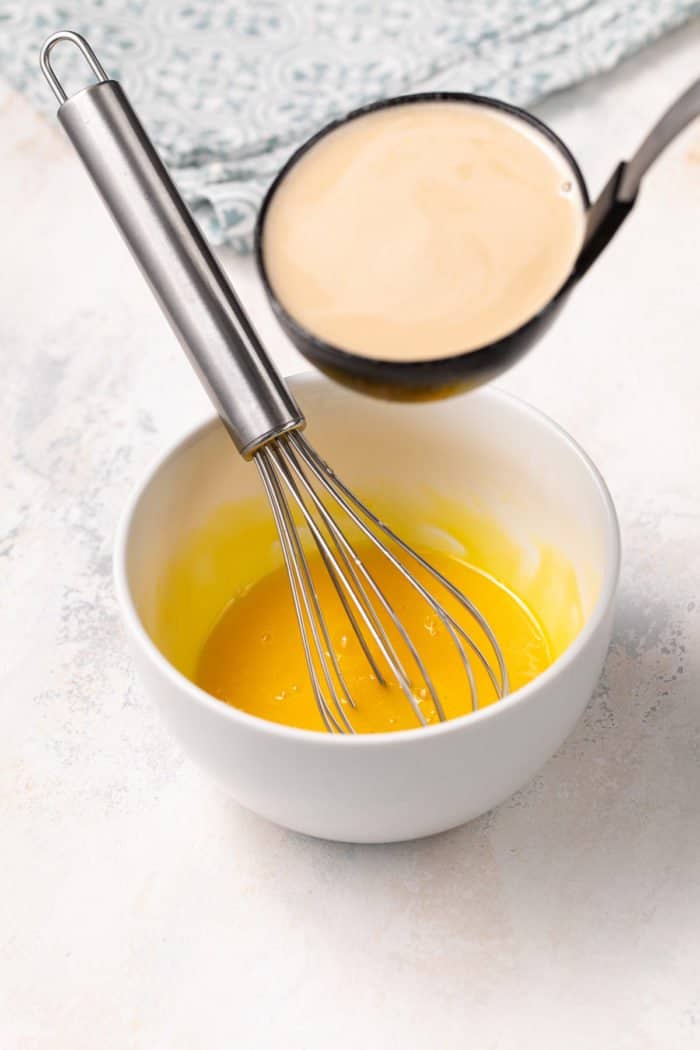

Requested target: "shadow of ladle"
[{"left": 255, "top": 80, "right": 700, "bottom": 400}]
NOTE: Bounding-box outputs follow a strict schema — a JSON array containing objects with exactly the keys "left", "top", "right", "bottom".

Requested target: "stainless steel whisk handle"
[{"left": 40, "top": 31, "right": 304, "bottom": 458}]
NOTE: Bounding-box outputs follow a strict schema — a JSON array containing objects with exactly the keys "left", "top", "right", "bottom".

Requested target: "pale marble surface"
[{"left": 2, "top": 22, "right": 700, "bottom": 1050}]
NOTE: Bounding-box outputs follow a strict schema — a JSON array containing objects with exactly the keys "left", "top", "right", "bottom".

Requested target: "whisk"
[{"left": 41, "top": 31, "right": 508, "bottom": 733}]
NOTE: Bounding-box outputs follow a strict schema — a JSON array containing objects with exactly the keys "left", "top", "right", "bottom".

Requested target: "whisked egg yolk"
[{"left": 195, "top": 543, "right": 553, "bottom": 734}]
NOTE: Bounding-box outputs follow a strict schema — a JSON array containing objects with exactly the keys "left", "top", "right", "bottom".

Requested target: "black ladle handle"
[{"left": 577, "top": 77, "right": 700, "bottom": 277}]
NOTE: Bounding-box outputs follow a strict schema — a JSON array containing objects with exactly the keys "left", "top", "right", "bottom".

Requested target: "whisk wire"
[
  {"left": 288, "top": 434, "right": 479, "bottom": 713},
  {"left": 268, "top": 440, "right": 428, "bottom": 727},
  {"left": 255, "top": 430, "right": 512, "bottom": 734},
  {"left": 255, "top": 450, "right": 348, "bottom": 733},
  {"left": 290, "top": 432, "right": 509, "bottom": 698},
  {"left": 253, "top": 430, "right": 509, "bottom": 733},
  {"left": 270, "top": 443, "right": 384, "bottom": 687},
  {"left": 264, "top": 447, "right": 357, "bottom": 722},
  {"left": 277, "top": 439, "right": 446, "bottom": 722}
]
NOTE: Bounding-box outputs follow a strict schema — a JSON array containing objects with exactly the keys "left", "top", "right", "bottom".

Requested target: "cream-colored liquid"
[{"left": 263, "top": 102, "right": 586, "bottom": 360}]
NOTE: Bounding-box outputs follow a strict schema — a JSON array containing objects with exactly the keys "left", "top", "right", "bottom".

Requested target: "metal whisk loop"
[
  {"left": 40, "top": 30, "right": 109, "bottom": 104},
  {"left": 253, "top": 431, "right": 509, "bottom": 734}
]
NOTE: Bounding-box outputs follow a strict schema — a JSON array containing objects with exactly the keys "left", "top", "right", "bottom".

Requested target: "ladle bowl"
[{"left": 256, "top": 84, "right": 700, "bottom": 400}]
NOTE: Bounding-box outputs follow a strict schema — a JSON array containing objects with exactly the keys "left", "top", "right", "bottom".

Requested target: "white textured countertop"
[{"left": 2, "top": 22, "right": 700, "bottom": 1049}]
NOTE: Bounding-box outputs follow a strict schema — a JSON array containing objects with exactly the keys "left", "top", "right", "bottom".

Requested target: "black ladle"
[{"left": 256, "top": 82, "right": 700, "bottom": 400}]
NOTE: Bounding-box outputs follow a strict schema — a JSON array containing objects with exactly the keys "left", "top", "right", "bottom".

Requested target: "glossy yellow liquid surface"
[
  {"left": 151, "top": 495, "right": 585, "bottom": 736},
  {"left": 196, "top": 545, "right": 552, "bottom": 733}
]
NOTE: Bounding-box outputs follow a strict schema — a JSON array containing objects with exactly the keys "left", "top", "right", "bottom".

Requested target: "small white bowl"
[{"left": 114, "top": 375, "right": 620, "bottom": 843}]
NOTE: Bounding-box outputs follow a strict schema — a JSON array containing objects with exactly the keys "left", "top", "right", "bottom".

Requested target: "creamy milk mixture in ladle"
[{"left": 262, "top": 101, "right": 586, "bottom": 361}]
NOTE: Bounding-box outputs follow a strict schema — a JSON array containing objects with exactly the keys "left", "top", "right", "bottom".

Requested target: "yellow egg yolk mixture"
[
  {"left": 196, "top": 544, "right": 551, "bottom": 733},
  {"left": 152, "top": 496, "right": 585, "bottom": 735}
]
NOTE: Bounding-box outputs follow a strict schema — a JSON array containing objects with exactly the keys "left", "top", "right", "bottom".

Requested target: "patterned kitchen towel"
[{"left": 1, "top": 0, "right": 698, "bottom": 251}]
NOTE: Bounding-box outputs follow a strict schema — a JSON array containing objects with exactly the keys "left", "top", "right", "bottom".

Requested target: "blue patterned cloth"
[{"left": 2, "top": 1, "right": 698, "bottom": 250}]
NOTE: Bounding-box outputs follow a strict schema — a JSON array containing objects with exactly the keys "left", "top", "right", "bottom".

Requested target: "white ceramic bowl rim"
[{"left": 113, "top": 380, "right": 621, "bottom": 748}]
